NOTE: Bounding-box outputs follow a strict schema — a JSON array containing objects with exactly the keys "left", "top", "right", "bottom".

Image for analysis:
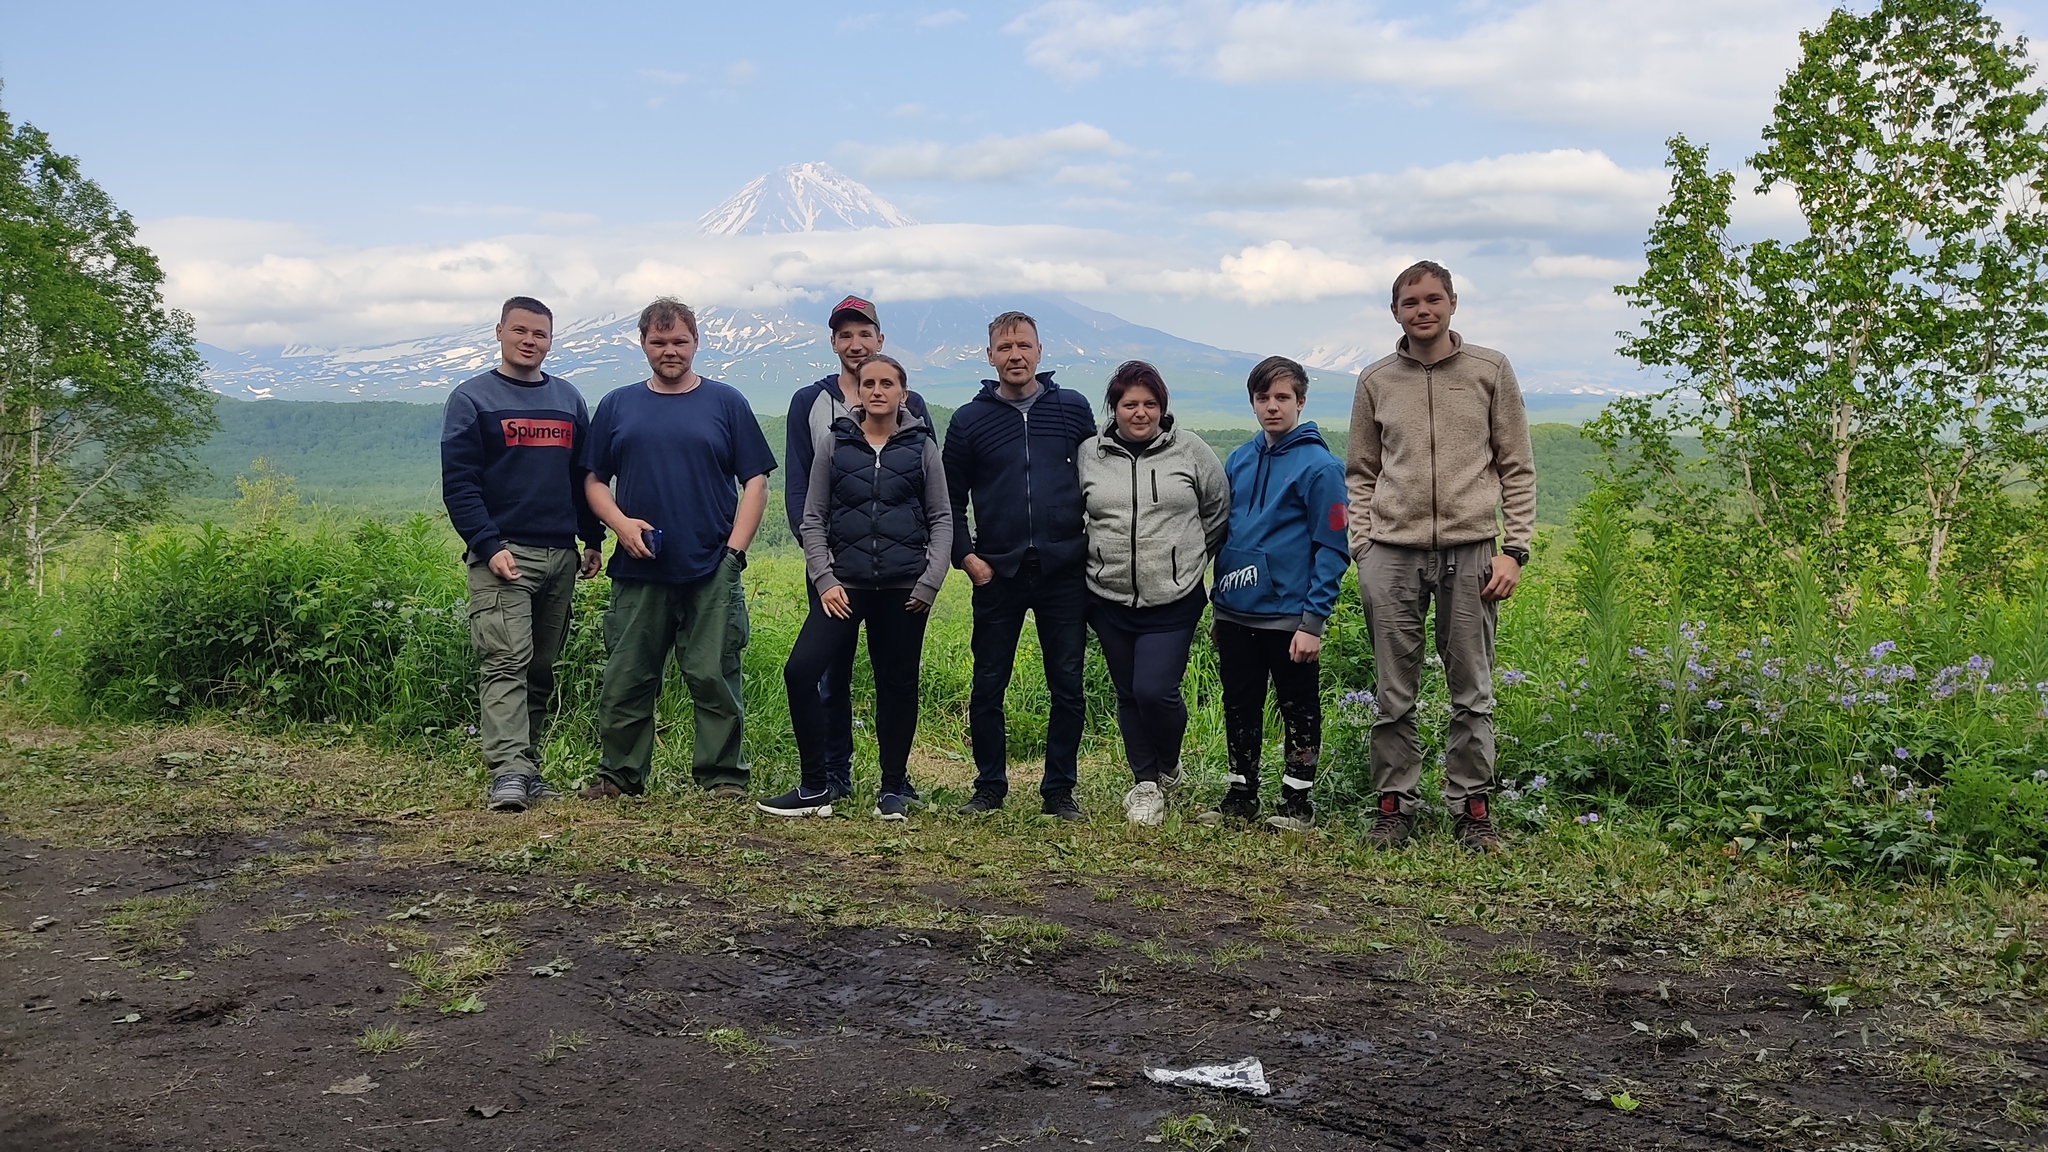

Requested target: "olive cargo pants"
[
  {"left": 595, "top": 555, "right": 750, "bottom": 794},
  {"left": 1358, "top": 540, "right": 1498, "bottom": 815},
  {"left": 466, "top": 542, "right": 580, "bottom": 783}
]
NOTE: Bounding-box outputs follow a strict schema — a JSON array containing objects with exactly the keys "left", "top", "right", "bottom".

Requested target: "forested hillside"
[{"left": 191, "top": 398, "right": 1602, "bottom": 531}]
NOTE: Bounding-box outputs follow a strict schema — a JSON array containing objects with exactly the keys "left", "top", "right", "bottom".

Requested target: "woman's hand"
[
  {"left": 821, "top": 586, "right": 851, "bottom": 618},
  {"left": 906, "top": 594, "right": 932, "bottom": 614}
]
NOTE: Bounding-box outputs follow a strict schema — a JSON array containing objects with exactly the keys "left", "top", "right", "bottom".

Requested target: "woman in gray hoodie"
[{"left": 1078, "top": 360, "right": 1230, "bottom": 826}]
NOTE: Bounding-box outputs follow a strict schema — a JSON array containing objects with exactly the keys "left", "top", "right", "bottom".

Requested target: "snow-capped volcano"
[{"left": 697, "top": 162, "right": 917, "bottom": 236}]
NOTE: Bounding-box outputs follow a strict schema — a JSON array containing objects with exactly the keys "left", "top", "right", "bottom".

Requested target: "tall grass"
[{"left": 5, "top": 511, "right": 2046, "bottom": 876}]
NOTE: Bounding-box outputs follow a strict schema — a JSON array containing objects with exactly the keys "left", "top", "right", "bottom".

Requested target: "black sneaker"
[
  {"left": 1365, "top": 795, "right": 1413, "bottom": 848},
  {"left": 1267, "top": 791, "right": 1315, "bottom": 834},
  {"left": 487, "top": 775, "right": 531, "bottom": 812},
  {"left": 756, "top": 786, "right": 834, "bottom": 818},
  {"left": 956, "top": 789, "right": 1005, "bottom": 815},
  {"left": 1197, "top": 785, "right": 1260, "bottom": 827},
  {"left": 1455, "top": 797, "right": 1505, "bottom": 853},
  {"left": 1041, "top": 794, "right": 1086, "bottom": 822},
  {"left": 874, "top": 793, "right": 913, "bottom": 822},
  {"left": 527, "top": 776, "right": 561, "bottom": 802}
]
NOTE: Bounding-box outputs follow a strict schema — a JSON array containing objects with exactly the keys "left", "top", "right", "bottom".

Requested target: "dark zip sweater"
[{"left": 939, "top": 373, "right": 1095, "bottom": 577}]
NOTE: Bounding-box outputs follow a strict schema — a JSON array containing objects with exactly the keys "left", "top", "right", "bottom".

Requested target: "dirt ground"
[{"left": 3, "top": 824, "right": 2035, "bottom": 1152}]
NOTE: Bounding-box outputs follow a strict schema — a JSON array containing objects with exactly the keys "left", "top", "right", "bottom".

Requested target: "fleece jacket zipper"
[
  {"left": 1126, "top": 443, "right": 1140, "bottom": 608},
  {"left": 1426, "top": 365, "right": 1439, "bottom": 552}
]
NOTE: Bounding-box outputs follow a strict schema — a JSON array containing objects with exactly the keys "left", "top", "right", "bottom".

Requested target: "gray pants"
[
  {"left": 466, "top": 542, "right": 580, "bottom": 782},
  {"left": 1359, "top": 540, "right": 1497, "bottom": 815}
]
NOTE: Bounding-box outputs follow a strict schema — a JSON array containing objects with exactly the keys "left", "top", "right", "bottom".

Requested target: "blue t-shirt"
[{"left": 583, "top": 378, "right": 776, "bottom": 583}]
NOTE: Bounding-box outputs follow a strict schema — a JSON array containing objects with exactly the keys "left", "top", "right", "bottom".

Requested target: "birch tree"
[
  {"left": 0, "top": 95, "right": 214, "bottom": 591},
  {"left": 1593, "top": 0, "right": 2048, "bottom": 600}
]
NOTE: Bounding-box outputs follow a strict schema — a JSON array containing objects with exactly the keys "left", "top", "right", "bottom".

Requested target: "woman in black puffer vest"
[{"left": 760, "top": 355, "right": 952, "bottom": 822}]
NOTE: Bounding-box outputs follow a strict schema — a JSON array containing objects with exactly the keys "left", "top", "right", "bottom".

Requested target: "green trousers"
[
  {"left": 466, "top": 542, "right": 579, "bottom": 782},
  {"left": 596, "top": 555, "right": 750, "bottom": 793}
]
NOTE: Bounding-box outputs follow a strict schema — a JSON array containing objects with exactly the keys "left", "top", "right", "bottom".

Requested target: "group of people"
[{"left": 438, "top": 258, "right": 1535, "bottom": 850}]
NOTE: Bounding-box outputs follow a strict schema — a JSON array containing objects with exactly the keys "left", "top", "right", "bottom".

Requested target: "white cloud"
[
  {"left": 1525, "top": 254, "right": 1639, "bottom": 281},
  {"left": 726, "top": 59, "right": 757, "bottom": 84},
  {"left": 1304, "top": 149, "right": 1669, "bottom": 239},
  {"left": 1146, "top": 240, "right": 1393, "bottom": 304},
  {"left": 1008, "top": 0, "right": 1825, "bottom": 130},
  {"left": 856, "top": 122, "right": 1129, "bottom": 181},
  {"left": 918, "top": 9, "right": 969, "bottom": 26},
  {"left": 891, "top": 102, "right": 927, "bottom": 118},
  {"left": 1053, "top": 163, "right": 1131, "bottom": 189}
]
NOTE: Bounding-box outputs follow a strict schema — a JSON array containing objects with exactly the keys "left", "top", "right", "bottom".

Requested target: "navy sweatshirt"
[
  {"left": 783, "top": 374, "right": 931, "bottom": 535},
  {"left": 940, "top": 373, "right": 1095, "bottom": 578},
  {"left": 440, "top": 369, "right": 604, "bottom": 562}
]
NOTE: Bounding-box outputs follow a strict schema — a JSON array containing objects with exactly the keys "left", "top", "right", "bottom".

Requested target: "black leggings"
[
  {"left": 1090, "top": 617, "right": 1196, "bottom": 784},
  {"left": 1214, "top": 619, "right": 1322, "bottom": 794},
  {"left": 782, "top": 587, "right": 930, "bottom": 794}
]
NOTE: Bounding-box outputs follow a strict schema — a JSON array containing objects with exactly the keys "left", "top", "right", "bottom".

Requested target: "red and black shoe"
[
  {"left": 1365, "top": 795, "right": 1413, "bottom": 849},
  {"left": 1455, "top": 796, "right": 1505, "bottom": 853}
]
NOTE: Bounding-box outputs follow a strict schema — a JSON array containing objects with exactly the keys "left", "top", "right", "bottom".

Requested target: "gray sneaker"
[
  {"left": 487, "top": 775, "right": 531, "bottom": 812},
  {"left": 527, "top": 776, "right": 560, "bottom": 802},
  {"left": 1158, "top": 761, "right": 1186, "bottom": 791}
]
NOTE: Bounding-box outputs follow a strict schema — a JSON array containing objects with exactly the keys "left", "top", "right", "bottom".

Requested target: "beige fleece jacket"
[{"left": 1345, "top": 332, "right": 1536, "bottom": 558}]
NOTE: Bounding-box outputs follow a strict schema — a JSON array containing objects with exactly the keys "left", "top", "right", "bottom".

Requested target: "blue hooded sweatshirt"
[{"left": 1211, "top": 421, "right": 1351, "bottom": 636}]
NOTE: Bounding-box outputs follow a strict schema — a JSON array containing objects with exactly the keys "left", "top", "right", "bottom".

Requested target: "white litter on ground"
[{"left": 1143, "top": 1057, "right": 1272, "bottom": 1096}]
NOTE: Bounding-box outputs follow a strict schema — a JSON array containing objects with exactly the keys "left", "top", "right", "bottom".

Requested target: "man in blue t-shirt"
[{"left": 579, "top": 297, "right": 776, "bottom": 799}]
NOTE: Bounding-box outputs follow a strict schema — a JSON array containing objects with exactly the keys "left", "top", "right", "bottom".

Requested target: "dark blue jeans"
[
  {"left": 806, "top": 582, "right": 856, "bottom": 795},
  {"left": 968, "top": 557, "right": 1086, "bottom": 801}
]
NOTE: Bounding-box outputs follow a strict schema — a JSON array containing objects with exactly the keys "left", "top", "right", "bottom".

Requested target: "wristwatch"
[
  {"left": 725, "top": 545, "right": 748, "bottom": 570},
  {"left": 1500, "top": 546, "right": 1530, "bottom": 566}
]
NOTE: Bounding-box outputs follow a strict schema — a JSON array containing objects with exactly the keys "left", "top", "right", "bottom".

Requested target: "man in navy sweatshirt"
[
  {"left": 440, "top": 296, "right": 604, "bottom": 813},
  {"left": 941, "top": 311, "right": 1096, "bottom": 820},
  {"left": 782, "top": 295, "right": 931, "bottom": 801}
]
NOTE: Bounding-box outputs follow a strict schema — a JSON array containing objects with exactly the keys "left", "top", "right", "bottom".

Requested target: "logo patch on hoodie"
[
  {"left": 1217, "top": 563, "right": 1261, "bottom": 593},
  {"left": 501, "top": 418, "right": 574, "bottom": 448}
]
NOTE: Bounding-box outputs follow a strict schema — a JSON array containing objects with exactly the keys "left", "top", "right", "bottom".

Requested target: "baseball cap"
[{"left": 828, "top": 294, "right": 879, "bottom": 331}]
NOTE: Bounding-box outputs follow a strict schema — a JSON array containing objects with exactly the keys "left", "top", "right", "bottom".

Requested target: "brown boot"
[
  {"left": 1365, "top": 795, "right": 1413, "bottom": 849},
  {"left": 1455, "top": 797, "right": 1504, "bottom": 853},
  {"left": 577, "top": 778, "right": 624, "bottom": 801}
]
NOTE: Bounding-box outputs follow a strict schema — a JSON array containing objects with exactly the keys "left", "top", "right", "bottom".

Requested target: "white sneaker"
[
  {"left": 1122, "top": 780, "right": 1167, "bottom": 826},
  {"left": 1157, "top": 761, "right": 1186, "bottom": 791}
]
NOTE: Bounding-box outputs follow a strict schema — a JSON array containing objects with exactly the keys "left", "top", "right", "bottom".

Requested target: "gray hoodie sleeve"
[
  {"left": 914, "top": 439, "right": 952, "bottom": 605},
  {"left": 800, "top": 443, "right": 840, "bottom": 594},
  {"left": 1194, "top": 435, "right": 1231, "bottom": 560}
]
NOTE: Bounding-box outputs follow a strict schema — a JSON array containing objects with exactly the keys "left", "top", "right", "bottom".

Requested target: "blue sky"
[{"left": 6, "top": 0, "right": 2048, "bottom": 392}]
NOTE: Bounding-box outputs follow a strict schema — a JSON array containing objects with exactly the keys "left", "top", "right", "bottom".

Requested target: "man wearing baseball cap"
[{"left": 782, "top": 295, "right": 932, "bottom": 802}]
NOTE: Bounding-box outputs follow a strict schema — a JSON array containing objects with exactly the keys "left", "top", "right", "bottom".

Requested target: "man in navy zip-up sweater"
[
  {"left": 782, "top": 296, "right": 931, "bottom": 801},
  {"left": 441, "top": 296, "right": 604, "bottom": 813},
  {"left": 941, "top": 311, "right": 1096, "bottom": 819}
]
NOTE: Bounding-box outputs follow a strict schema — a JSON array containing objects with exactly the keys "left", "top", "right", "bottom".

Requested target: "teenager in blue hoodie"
[{"left": 1203, "top": 356, "right": 1351, "bottom": 832}]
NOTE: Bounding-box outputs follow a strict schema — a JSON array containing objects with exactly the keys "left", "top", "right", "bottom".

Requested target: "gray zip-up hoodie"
[
  {"left": 1078, "top": 416, "right": 1230, "bottom": 608},
  {"left": 1345, "top": 332, "right": 1537, "bottom": 558}
]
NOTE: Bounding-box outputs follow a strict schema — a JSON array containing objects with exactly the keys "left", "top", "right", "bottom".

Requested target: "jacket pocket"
[{"left": 1212, "top": 546, "right": 1268, "bottom": 610}]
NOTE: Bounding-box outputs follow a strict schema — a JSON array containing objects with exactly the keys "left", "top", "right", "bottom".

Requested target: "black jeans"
[
  {"left": 805, "top": 582, "right": 857, "bottom": 794},
  {"left": 968, "top": 557, "right": 1087, "bottom": 800},
  {"left": 1214, "top": 619, "right": 1323, "bottom": 795},
  {"left": 1090, "top": 611, "right": 1196, "bottom": 785},
  {"left": 783, "top": 587, "right": 930, "bottom": 796}
]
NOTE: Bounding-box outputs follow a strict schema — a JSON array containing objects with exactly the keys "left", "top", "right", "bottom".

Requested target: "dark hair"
[
  {"left": 1247, "top": 355, "right": 1308, "bottom": 402},
  {"left": 857, "top": 353, "right": 907, "bottom": 387},
  {"left": 1105, "top": 360, "right": 1168, "bottom": 413},
  {"left": 987, "top": 310, "right": 1038, "bottom": 343},
  {"left": 501, "top": 296, "right": 553, "bottom": 324},
  {"left": 1391, "top": 260, "right": 1455, "bottom": 306},
  {"left": 638, "top": 296, "right": 699, "bottom": 338}
]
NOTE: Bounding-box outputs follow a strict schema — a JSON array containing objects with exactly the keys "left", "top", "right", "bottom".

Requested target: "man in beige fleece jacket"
[{"left": 1346, "top": 261, "right": 1536, "bottom": 851}]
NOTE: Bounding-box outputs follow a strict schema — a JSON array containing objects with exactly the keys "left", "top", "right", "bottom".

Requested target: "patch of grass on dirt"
[
  {"left": 353, "top": 1024, "right": 421, "bottom": 1054},
  {"left": 699, "top": 1026, "right": 769, "bottom": 1071},
  {"left": 533, "top": 1030, "right": 588, "bottom": 1065},
  {"left": 392, "top": 934, "right": 517, "bottom": 1012},
  {"left": 1896, "top": 1049, "right": 1962, "bottom": 1088},
  {"left": 1155, "top": 1112, "right": 1250, "bottom": 1150},
  {"left": 101, "top": 893, "right": 210, "bottom": 956}
]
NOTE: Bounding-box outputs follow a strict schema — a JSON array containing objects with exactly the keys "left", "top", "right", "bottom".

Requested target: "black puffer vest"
[{"left": 827, "top": 415, "right": 931, "bottom": 587}]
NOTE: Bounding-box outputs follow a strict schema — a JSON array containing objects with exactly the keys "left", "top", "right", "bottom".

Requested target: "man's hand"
[
  {"left": 821, "top": 586, "right": 852, "bottom": 618},
  {"left": 578, "top": 548, "right": 603, "bottom": 579},
  {"left": 906, "top": 594, "right": 932, "bottom": 614},
  {"left": 1482, "top": 554, "right": 1521, "bottom": 602},
  {"left": 610, "top": 517, "right": 658, "bottom": 560},
  {"left": 487, "top": 549, "right": 522, "bottom": 582},
  {"left": 1289, "top": 630, "right": 1322, "bottom": 663},
  {"left": 961, "top": 554, "right": 994, "bottom": 586}
]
